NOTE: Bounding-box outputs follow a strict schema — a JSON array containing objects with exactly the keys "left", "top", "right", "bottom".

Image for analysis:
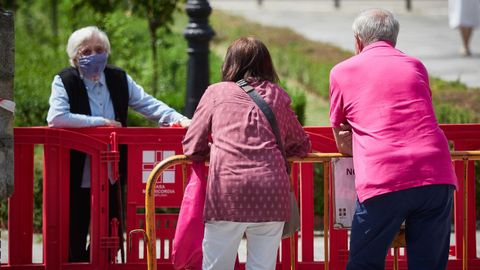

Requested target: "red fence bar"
[
  {"left": 8, "top": 143, "right": 34, "bottom": 265},
  {"left": 300, "top": 163, "right": 315, "bottom": 262},
  {"left": 3, "top": 124, "right": 480, "bottom": 270},
  {"left": 444, "top": 125, "right": 480, "bottom": 269}
]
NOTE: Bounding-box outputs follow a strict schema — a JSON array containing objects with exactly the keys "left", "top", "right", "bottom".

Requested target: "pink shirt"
[
  {"left": 329, "top": 41, "right": 457, "bottom": 202},
  {"left": 183, "top": 81, "right": 311, "bottom": 222}
]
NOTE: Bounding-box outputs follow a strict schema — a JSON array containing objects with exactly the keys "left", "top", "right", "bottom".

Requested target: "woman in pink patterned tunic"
[{"left": 182, "top": 37, "right": 311, "bottom": 270}]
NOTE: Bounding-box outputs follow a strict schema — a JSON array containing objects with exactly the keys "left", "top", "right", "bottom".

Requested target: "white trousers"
[{"left": 202, "top": 221, "right": 284, "bottom": 270}]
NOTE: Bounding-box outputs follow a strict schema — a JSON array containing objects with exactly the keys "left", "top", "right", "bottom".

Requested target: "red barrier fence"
[{"left": 2, "top": 124, "right": 480, "bottom": 270}]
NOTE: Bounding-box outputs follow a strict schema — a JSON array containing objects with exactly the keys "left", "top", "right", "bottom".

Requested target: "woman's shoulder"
[
  {"left": 260, "top": 81, "right": 292, "bottom": 104},
  {"left": 271, "top": 82, "right": 289, "bottom": 96},
  {"left": 251, "top": 80, "right": 281, "bottom": 91},
  {"left": 207, "top": 81, "right": 237, "bottom": 92},
  {"left": 204, "top": 81, "right": 245, "bottom": 98}
]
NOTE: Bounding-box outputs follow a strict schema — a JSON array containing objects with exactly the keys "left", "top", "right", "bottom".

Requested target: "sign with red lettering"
[
  {"left": 141, "top": 150, "right": 177, "bottom": 197},
  {"left": 128, "top": 142, "right": 184, "bottom": 209}
]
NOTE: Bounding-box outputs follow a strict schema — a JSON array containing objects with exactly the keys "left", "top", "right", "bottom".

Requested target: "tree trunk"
[
  {"left": 0, "top": 9, "right": 15, "bottom": 200},
  {"left": 149, "top": 20, "right": 158, "bottom": 96},
  {"left": 50, "top": 0, "right": 59, "bottom": 48},
  {"left": 21, "top": 0, "right": 34, "bottom": 34}
]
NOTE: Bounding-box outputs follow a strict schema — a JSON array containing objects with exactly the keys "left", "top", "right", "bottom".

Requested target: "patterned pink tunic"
[{"left": 183, "top": 80, "right": 311, "bottom": 222}]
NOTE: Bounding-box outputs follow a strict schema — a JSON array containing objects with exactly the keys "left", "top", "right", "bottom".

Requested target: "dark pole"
[
  {"left": 0, "top": 8, "right": 15, "bottom": 200},
  {"left": 184, "top": 0, "right": 215, "bottom": 118}
]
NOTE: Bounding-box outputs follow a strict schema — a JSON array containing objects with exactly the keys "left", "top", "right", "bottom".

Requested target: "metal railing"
[{"left": 144, "top": 151, "right": 480, "bottom": 270}]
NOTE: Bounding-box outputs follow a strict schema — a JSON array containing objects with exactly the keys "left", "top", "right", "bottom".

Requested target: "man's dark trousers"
[{"left": 347, "top": 184, "right": 454, "bottom": 270}]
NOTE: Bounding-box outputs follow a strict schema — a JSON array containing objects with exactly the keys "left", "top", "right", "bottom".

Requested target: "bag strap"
[{"left": 236, "top": 79, "right": 291, "bottom": 175}]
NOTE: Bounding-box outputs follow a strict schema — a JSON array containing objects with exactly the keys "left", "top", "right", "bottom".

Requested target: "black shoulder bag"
[{"left": 236, "top": 79, "right": 300, "bottom": 239}]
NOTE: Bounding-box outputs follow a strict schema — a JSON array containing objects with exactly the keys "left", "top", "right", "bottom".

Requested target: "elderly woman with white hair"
[{"left": 46, "top": 26, "right": 190, "bottom": 262}]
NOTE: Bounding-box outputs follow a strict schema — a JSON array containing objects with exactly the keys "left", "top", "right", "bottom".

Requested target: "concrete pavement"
[
  {"left": 3, "top": 232, "right": 479, "bottom": 264},
  {"left": 209, "top": 0, "right": 480, "bottom": 88}
]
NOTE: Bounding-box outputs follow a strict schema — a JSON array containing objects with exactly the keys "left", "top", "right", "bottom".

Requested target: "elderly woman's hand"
[
  {"left": 179, "top": 117, "right": 192, "bottom": 128},
  {"left": 104, "top": 118, "right": 122, "bottom": 127},
  {"left": 171, "top": 117, "right": 192, "bottom": 128}
]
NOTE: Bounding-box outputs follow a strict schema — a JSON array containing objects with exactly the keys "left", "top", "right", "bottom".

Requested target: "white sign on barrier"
[
  {"left": 141, "top": 150, "right": 177, "bottom": 197},
  {"left": 332, "top": 157, "right": 357, "bottom": 229}
]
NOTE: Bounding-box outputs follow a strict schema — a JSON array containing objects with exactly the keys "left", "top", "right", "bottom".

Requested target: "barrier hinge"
[{"left": 100, "top": 132, "right": 120, "bottom": 181}]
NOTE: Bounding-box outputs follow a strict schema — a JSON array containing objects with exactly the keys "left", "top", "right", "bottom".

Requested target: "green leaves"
[{"left": 128, "top": 0, "right": 183, "bottom": 31}]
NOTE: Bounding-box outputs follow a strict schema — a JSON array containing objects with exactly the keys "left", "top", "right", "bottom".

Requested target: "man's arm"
[{"left": 332, "top": 123, "right": 352, "bottom": 156}]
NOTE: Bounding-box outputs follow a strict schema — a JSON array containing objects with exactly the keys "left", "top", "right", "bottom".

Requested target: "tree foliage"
[
  {"left": 1, "top": 0, "right": 308, "bottom": 231},
  {"left": 66, "top": 0, "right": 184, "bottom": 94},
  {"left": 0, "top": 0, "right": 18, "bottom": 11},
  {"left": 76, "top": 0, "right": 126, "bottom": 14},
  {"left": 127, "top": 0, "right": 185, "bottom": 94},
  {"left": 1, "top": 0, "right": 203, "bottom": 230},
  {"left": 9, "top": 0, "right": 196, "bottom": 128}
]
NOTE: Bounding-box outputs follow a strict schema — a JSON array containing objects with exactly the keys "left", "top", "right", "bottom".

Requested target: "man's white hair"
[
  {"left": 352, "top": 8, "right": 400, "bottom": 47},
  {"left": 66, "top": 26, "right": 111, "bottom": 67}
]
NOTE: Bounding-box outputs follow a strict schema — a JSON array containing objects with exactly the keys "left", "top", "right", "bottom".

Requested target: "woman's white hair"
[
  {"left": 66, "top": 26, "right": 111, "bottom": 67},
  {"left": 352, "top": 8, "right": 400, "bottom": 47}
]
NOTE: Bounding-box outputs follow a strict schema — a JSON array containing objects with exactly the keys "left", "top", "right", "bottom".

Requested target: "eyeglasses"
[{"left": 78, "top": 45, "right": 106, "bottom": 57}]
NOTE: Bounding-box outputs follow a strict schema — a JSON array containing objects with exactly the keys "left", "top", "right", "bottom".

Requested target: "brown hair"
[{"left": 221, "top": 37, "right": 279, "bottom": 83}]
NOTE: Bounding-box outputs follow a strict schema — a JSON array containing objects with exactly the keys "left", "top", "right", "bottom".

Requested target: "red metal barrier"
[{"left": 2, "top": 124, "right": 480, "bottom": 270}]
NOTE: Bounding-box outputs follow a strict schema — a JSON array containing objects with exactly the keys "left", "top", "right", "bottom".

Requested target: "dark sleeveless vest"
[{"left": 58, "top": 65, "right": 129, "bottom": 189}]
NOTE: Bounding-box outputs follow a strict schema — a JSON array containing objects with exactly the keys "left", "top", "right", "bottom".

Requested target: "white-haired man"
[
  {"left": 47, "top": 26, "right": 190, "bottom": 262},
  {"left": 329, "top": 9, "right": 458, "bottom": 270}
]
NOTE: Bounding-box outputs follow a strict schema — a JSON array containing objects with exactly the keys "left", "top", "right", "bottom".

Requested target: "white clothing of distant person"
[{"left": 449, "top": 0, "right": 480, "bottom": 28}]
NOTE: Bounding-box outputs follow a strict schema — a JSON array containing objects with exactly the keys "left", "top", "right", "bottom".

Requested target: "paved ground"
[
  {"left": 2, "top": 231, "right": 480, "bottom": 264},
  {"left": 209, "top": 0, "right": 480, "bottom": 88},
  {"left": 1, "top": 231, "right": 325, "bottom": 263}
]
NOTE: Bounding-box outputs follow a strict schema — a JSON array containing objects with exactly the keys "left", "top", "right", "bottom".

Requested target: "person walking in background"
[
  {"left": 449, "top": 0, "right": 480, "bottom": 56},
  {"left": 183, "top": 37, "right": 311, "bottom": 270},
  {"left": 47, "top": 26, "right": 190, "bottom": 262},
  {"left": 329, "top": 9, "right": 458, "bottom": 270}
]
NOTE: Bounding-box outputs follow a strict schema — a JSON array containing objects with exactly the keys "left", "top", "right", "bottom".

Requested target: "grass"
[
  {"left": 210, "top": 11, "right": 349, "bottom": 126},
  {"left": 209, "top": 11, "right": 480, "bottom": 125},
  {"left": 208, "top": 10, "right": 480, "bottom": 217}
]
